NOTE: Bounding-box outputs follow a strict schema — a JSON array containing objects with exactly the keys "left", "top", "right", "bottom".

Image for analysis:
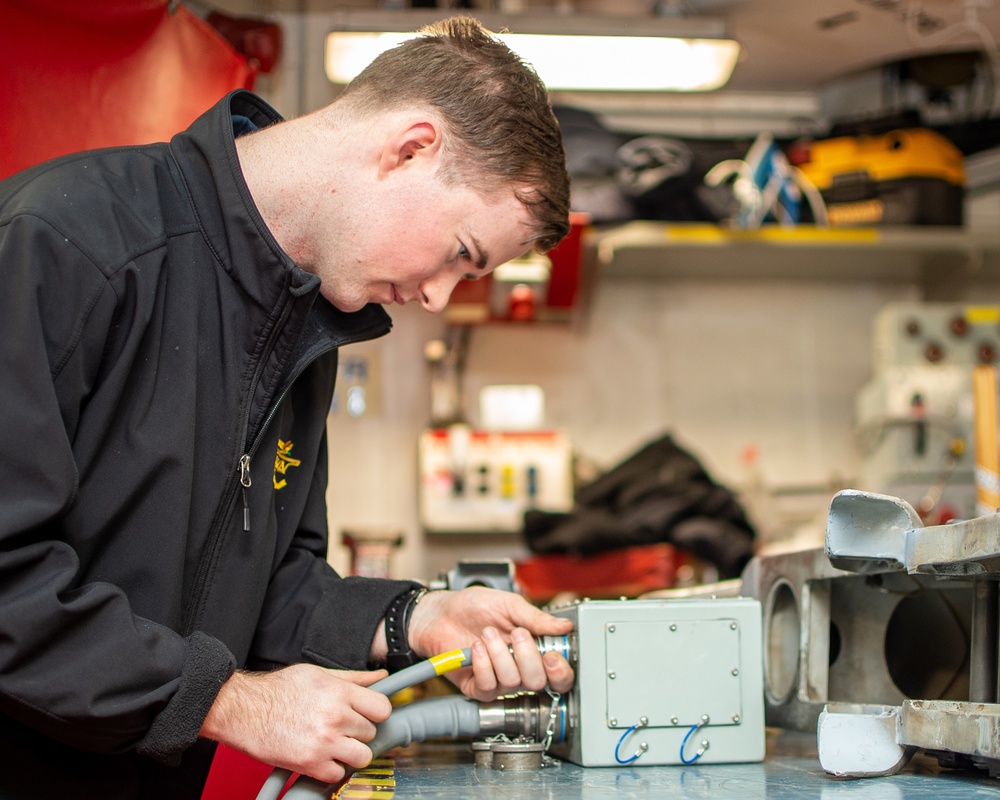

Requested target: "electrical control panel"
[
  {"left": 418, "top": 426, "right": 573, "bottom": 533},
  {"left": 548, "top": 597, "right": 765, "bottom": 767},
  {"left": 856, "top": 363, "right": 973, "bottom": 480},
  {"left": 871, "top": 302, "right": 1000, "bottom": 372},
  {"left": 855, "top": 303, "right": 1000, "bottom": 520}
]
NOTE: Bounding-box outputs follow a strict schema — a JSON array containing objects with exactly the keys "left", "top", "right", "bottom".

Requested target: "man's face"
[{"left": 321, "top": 169, "right": 535, "bottom": 314}]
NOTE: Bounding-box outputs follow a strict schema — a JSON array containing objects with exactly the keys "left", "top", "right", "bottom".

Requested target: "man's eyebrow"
[{"left": 469, "top": 232, "right": 489, "bottom": 270}]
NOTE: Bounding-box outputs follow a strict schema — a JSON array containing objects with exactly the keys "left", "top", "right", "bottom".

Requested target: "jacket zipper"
[
  {"left": 239, "top": 454, "right": 252, "bottom": 531},
  {"left": 236, "top": 357, "right": 314, "bottom": 532},
  {"left": 180, "top": 298, "right": 294, "bottom": 636},
  {"left": 180, "top": 307, "right": 388, "bottom": 636}
]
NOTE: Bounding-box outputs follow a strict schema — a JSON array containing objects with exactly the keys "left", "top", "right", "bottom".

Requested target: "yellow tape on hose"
[{"left": 430, "top": 649, "right": 469, "bottom": 676}]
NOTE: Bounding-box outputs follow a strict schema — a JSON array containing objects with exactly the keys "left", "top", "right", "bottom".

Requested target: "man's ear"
[{"left": 378, "top": 120, "right": 442, "bottom": 176}]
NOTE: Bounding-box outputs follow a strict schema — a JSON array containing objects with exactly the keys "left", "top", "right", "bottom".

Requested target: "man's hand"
[
  {"left": 406, "top": 587, "right": 575, "bottom": 702},
  {"left": 200, "top": 665, "right": 391, "bottom": 784}
]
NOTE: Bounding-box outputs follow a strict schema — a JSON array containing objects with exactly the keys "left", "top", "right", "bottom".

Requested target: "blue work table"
[{"left": 342, "top": 731, "right": 1000, "bottom": 799}]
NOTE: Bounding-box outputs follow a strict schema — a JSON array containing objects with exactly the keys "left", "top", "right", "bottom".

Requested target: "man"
[{"left": 0, "top": 16, "right": 573, "bottom": 798}]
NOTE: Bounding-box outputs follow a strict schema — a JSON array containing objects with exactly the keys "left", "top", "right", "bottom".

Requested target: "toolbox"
[{"left": 795, "top": 128, "right": 964, "bottom": 226}]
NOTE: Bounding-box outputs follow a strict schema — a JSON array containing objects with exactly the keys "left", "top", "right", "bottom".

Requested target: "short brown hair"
[{"left": 340, "top": 16, "right": 570, "bottom": 251}]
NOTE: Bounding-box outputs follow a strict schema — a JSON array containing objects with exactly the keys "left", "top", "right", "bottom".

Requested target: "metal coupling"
[
  {"left": 477, "top": 692, "right": 565, "bottom": 743},
  {"left": 536, "top": 631, "right": 578, "bottom": 666}
]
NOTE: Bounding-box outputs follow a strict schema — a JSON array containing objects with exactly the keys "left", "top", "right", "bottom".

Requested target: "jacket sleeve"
[
  {"left": 248, "top": 424, "right": 420, "bottom": 671},
  {"left": 0, "top": 214, "right": 235, "bottom": 765}
]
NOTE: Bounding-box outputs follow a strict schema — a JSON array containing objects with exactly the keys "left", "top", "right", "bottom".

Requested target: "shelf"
[{"left": 587, "top": 223, "right": 1000, "bottom": 293}]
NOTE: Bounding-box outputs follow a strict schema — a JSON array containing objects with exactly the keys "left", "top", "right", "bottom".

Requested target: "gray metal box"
[{"left": 548, "top": 597, "right": 765, "bottom": 767}]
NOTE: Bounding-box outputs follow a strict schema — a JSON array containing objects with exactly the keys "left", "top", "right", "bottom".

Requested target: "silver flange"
[{"left": 489, "top": 740, "right": 546, "bottom": 771}]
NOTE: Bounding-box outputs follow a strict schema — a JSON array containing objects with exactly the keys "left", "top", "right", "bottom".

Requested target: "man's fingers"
[
  {"left": 500, "top": 594, "right": 575, "bottom": 636},
  {"left": 338, "top": 668, "right": 389, "bottom": 687},
  {"left": 328, "top": 669, "right": 392, "bottom": 721},
  {"left": 510, "top": 627, "right": 547, "bottom": 691},
  {"left": 325, "top": 737, "right": 375, "bottom": 771},
  {"left": 482, "top": 626, "right": 521, "bottom": 691},
  {"left": 468, "top": 638, "right": 498, "bottom": 699},
  {"left": 351, "top": 689, "right": 392, "bottom": 725},
  {"left": 323, "top": 708, "right": 379, "bottom": 743},
  {"left": 302, "top": 760, "right": 349, "bottom": 786},
  {"left": 542, "top": 650, "right": 575, "bottom": 694},
  {"left": 301, "top": 738, "right": 372, "bottom": 783}
]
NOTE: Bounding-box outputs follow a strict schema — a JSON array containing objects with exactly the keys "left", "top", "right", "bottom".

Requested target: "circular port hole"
[{"left": 764, "top": 580, "right": 800, "bottom": 703}]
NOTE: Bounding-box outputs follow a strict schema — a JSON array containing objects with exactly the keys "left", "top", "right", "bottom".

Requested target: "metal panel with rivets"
[{"left": 547, "top": 597, "right": 765, "bottom": 766}]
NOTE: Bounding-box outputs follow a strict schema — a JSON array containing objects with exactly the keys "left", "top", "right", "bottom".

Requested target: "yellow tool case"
[{"left": 796, "top": 128, "right": 965, "bottom": 226}]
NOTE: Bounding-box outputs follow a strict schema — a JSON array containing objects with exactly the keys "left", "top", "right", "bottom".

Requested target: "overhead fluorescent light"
[{"left": 325, "top": 10, "right": 740, "bottom": 92}]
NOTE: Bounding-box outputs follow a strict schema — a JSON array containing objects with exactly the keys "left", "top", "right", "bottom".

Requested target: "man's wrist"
[{"left": 200, "top": 670, "right": 245, "bottom": 742}]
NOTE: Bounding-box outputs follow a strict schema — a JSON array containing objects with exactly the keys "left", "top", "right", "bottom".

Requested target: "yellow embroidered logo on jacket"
[{"left": 274, "top": 439, "right": 302, "bottom": 490}]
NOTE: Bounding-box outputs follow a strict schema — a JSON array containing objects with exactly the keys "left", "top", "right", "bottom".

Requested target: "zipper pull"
[{"left": 239, "top": 454, "right": 252, "bottom": 531}]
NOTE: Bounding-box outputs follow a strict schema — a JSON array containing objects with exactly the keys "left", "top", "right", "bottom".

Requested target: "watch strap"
[{"left": 384, "top": 587, "right": 427, "bottom": 672}]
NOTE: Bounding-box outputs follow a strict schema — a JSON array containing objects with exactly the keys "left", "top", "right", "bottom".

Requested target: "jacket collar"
[{"left": 168, "top": 90, "right": 392, "bottom": 343}]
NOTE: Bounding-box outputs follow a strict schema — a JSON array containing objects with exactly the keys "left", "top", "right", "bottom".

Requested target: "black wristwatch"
[{"left": 384, "top": 587, "right": 427, "bottom": 672}]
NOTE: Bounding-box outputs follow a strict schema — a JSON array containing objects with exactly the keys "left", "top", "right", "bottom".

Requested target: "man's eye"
[{"left": 458, "top": 244, "right": 470, "bottom": 260}]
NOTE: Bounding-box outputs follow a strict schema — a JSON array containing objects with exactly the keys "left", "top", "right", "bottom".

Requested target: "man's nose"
[{"left": 419, "top": 271, "right": 462, "bottom": 314}]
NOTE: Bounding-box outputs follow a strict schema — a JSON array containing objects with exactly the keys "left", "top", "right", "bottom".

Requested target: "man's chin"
[{"left": 322, "top": 292, "right": 367, "bottom": 313}]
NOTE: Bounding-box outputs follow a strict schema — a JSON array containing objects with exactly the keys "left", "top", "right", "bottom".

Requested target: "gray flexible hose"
[
  {"left": 370, "top": 647, "right": 471, "bottom": 697},
  {"left": 368, "top": 694, "right": 483, "bottom": 757},
  {"left": 256, "top": 768, "right": 292, "bottom": 800}
]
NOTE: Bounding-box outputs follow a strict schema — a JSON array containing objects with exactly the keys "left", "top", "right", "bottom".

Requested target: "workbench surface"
[{"left": 341, "top": 731, "right": 999, "bottom": 799}]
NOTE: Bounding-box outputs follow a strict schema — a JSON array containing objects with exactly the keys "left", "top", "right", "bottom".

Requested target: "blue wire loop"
[
  {"left": 679, "top": 717, "right": 710, "bottom": 765},
  {"left": 614, "top": 720, "right": 649, "bottom": 764}
]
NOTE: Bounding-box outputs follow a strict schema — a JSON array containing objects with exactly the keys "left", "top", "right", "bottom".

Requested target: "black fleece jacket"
[{"left": 0, "top": 91, "right": 418, "bottom": 798}]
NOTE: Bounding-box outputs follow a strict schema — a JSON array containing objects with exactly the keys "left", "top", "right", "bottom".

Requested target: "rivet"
[
  {"left": 670, "top": 624, "right": 677, "bottom": 632},
  {"left": 610, "top": 719, "right": 618, "bottom": 728},
  {"left": 732, "top": 668, "right": 739, "bottom": 676},
  {"left": 671, "top": 716, "right": 679, "bottom": 725},
  {"left": 639, "top": 716, "right": 648, "bottom": 726},
  {"left": 608, "top": 625, "right": 616, "bottom": 633},
  {"left": 609, "top": 671, "right": 616, "bottom": 679},
  {"left": 732, "top": 714, "right": 741, "bottom": 723},
  {"left": 730, "top": 622, "right": 738, "bottom": 630}
]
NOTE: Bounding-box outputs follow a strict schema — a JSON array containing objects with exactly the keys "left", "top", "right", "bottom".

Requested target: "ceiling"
[
  {"left": 700, "top": 0, "right": 1000, "bottom": 93},
  {"left": 356, "top": 0, "right": 1000, "bottom": 94},
  {"left": 209, "top": 0, "right": 1000, "bottom": 135},
  {"left": 214, "top": 1, "right": 1000, "bottom": 93}
]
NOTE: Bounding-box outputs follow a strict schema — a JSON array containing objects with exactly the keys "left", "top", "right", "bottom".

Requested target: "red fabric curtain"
[
  {"left": 1, "top": 3, "right": 263, "bottom": 795},
  {"left": 0, "top": 0, "right": 256, "bottom": 179}
]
